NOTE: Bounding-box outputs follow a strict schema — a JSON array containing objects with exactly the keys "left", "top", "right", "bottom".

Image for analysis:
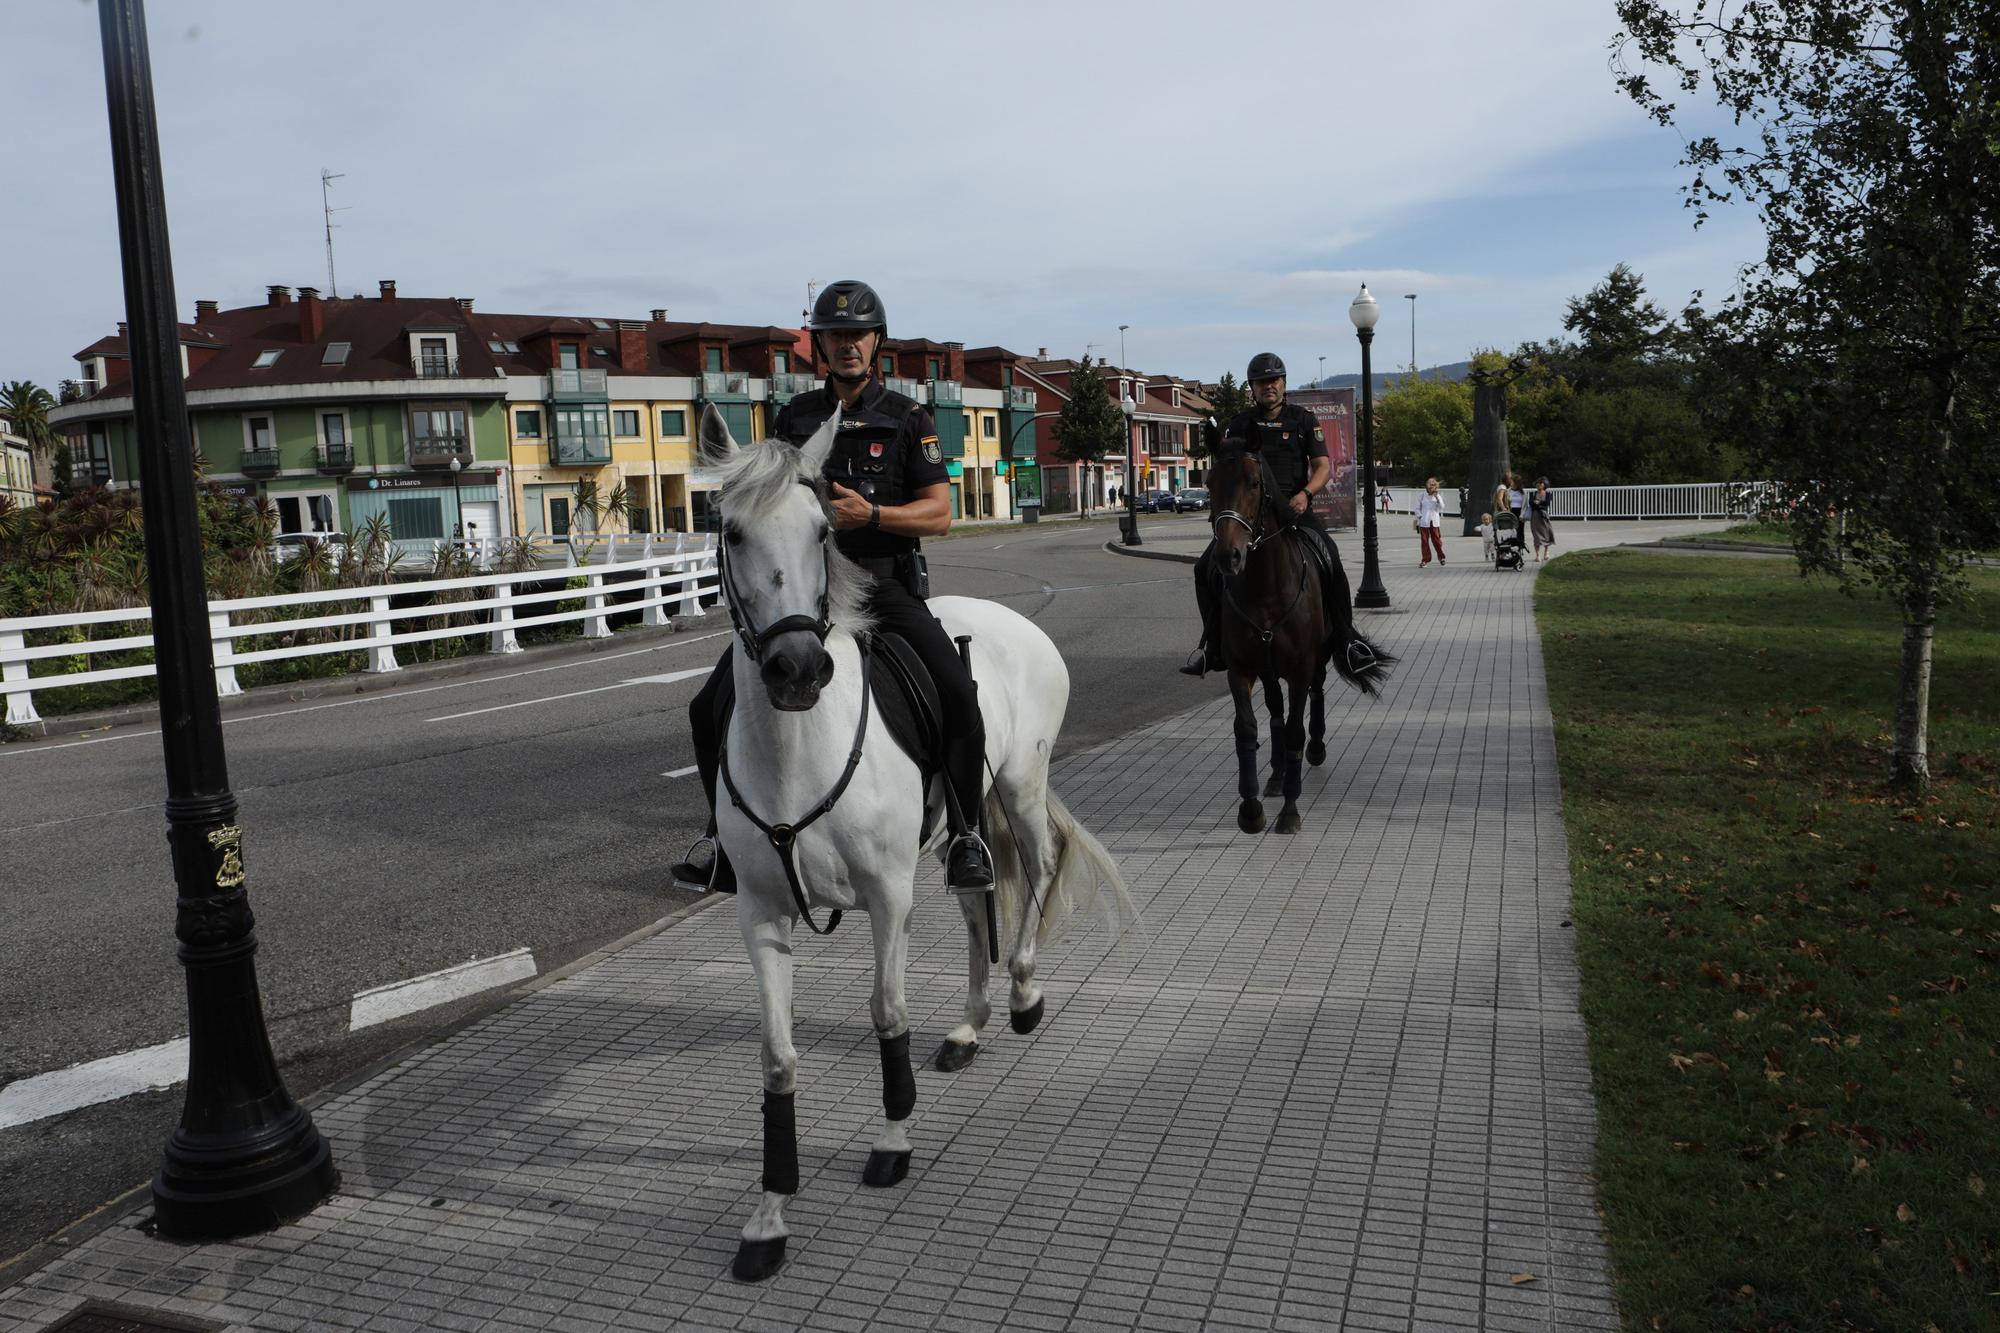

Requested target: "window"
[
  {"left": 252, "top": 349, "right": 282, "bottom": 369},
  {"left": 322, "top": 342, "right": 351, "bottom": 366},
  {"left": 559, "top": 343, "right": 580, "bottom": 369},
  {"left": 246, "top": 416, "right": 274, "bottom": 452},
  {"left": 488, "top": 340, "right": 505, "bottom": 353},
  {"left": 773, "top": 350, "right": 789, "bottom": 375},
  {"left": 515, "top": 409, "right": 542, "bottom": 438},
  {"left": 928, "top": 358, "right": 941, "bottom": 380},
  {"left": 548, "top": 496, "right": 571, "bottom": 537},
  {"left": 659, "top": 409, "right": 686, "bottom": 437},
  {"left": 590, "top": 319, "right": 610, "bottom": 330},
  {"left": 982, "top": 414, "right": 997, "bottom": 439},
  {"left": 880, "top": 355, "right": 895, "bottom": 375},
  {"left": 409, "top": 406, "right": 468, "bottom": 452},
  {"left": 419, "top": 337, "right": 450, "bottom": 376},
  {"left": 503, "top": 340, "right": 521, "bottom": 354},
  {"left": 591, "top": 345, "right": 611, "bottom": 359},
  {"left": 321, "top": 412, "right": 347, "bottom": 447},
  {"left": 386, "top": 496, "right": 446, "bottom": 540},
  {"left": 613, "top": 409, "right": 640, "bottom": 437},
  {"left": 704, "top": 348, "right": 723, "bottom": 373}
]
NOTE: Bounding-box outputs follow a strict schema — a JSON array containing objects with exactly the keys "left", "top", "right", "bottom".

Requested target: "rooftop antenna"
[
  {"left": 804, "top": 280, "right": 817, "bottom": 323},
  {"left": 320, "top": 169, "right": 349, "bottom": 296}
]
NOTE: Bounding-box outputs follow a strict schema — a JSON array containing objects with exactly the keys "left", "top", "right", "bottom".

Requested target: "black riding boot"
[
  {"left": 670, "top": 656, "right": 737, "bottom": 894},
  {"left": 943, "top": 735, "right": 994, "bottom": 891},
  {"left": 1179, "top": 549, "right": 1223, "bottom": 676}
]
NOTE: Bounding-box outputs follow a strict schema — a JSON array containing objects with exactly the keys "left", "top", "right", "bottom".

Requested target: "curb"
[{"left": 1103, "top": 540, "right": 1199, "bottom": 565}]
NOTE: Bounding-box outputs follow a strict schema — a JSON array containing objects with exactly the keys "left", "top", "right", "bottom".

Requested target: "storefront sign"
[
  {"left": 345, "top": 471, "right": 496, "bottom": 492},
  {"left": 1289, "top": 388, "right": 1357, "bottom": 529}
]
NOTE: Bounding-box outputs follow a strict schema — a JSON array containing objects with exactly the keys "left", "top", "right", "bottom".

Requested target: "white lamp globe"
[{"left": 1349, "top": 285, "right": 1381, "bottom": 331}]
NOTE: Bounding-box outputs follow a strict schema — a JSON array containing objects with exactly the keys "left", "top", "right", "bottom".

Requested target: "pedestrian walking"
[
  {"left": 1528, "top": 477, "right": 1557, "bottom": 561},
  {"left": 1413, "top": 476, "right": 1447, "bottom": 567}
]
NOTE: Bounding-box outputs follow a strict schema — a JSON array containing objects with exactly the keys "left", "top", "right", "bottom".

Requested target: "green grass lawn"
[
  {"left": 1538, "top": 551, "right": 1998, "bottom": 1332},
  {"left": 1705, "top": 521, "right": 1797, "bottom": 546}
]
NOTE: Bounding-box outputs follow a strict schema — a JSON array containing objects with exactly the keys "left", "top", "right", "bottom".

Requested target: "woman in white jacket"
[{"left": 1414, "top": 476, "right": 1448, "bottom": 567}]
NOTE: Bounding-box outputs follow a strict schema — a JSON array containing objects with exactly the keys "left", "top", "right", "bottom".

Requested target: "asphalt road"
[{"left": 0, "top": 512, "right": 1217, "bottom": 1270}]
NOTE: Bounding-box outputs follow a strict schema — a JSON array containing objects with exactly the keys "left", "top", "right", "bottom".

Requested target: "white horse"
[{"left": 696, "top": 406, "right": 1132, "bottom": 1282}]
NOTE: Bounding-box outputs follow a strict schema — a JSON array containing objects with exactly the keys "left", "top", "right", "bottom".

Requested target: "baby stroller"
[{"left": 1492, "top": 511, "right": 1527, "bottom": 571}]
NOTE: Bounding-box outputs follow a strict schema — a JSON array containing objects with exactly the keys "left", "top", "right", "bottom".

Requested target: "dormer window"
[
  {"left": 488, "top": 340, "right": 505, "bottom": 353},
  {"left": 322, "top": 342, "right": 350, "bottom": 366},
  {"left": 559, "top": 343, "right": 580, "bottom": 369},
  {"left": 252, "top": 349, "right": 282, "bottom": 369}
]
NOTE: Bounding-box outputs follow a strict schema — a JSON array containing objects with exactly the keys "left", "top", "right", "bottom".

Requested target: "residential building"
[{"left": 1, "top": 413, "right": 36, "bottom": 507}]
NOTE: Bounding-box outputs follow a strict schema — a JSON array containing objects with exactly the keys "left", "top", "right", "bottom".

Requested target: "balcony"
[
  {"left": 1004, "top": 386, "right": 1035, "bottom": 411},
  {"left": 548, "top": 431, "right": 611, "bottom": 466},
  {"left": 415, "top": 356, "right": 461, "bottom": 379},
  {"left": 316, "top": 441, "right": 356, "bottom": 474},
  {"left": 408, "top": 434, "right": 471, "bottom": 468},
  {"left": 59, "top": 379, "right": 103, "bottom": 404},
  {"left": 929, "top": 379, "right": 963, "bottom": 407},
  {"left": 241, "top": 447, "right": 281, "bottom": 478},
  {"left": 700, "top": 371, "right": 753, "bottom": 401},
  {"left": 883, "top": 376, "right": 926, "bottom": 402},
  {"left": 548, "top": 369, "right": 609, "bottom": 401},
  {"left": 769, "top": 372, "right": 818, "bottom": 403}
]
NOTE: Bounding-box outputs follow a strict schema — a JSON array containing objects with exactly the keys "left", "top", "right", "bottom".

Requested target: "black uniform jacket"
[
  {"left": 774, "top": 379, "right": 949, "bottom": 560},
  {"left": 1224, "top": 402, "right": 1329, "bottom": 502}
]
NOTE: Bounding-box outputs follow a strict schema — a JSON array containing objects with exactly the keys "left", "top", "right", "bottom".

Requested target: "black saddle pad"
[{"left": 868, "top": 631, "right": 944, "bottom": 781}]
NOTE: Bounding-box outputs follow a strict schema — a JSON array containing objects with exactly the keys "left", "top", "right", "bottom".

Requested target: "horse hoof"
[
  {"left": 1238, "top": 800, "right": 1265, "bottom": 834},
  {"left": 1306, "top": 741, "right": 1326, "bottom": 766},
  {"left": 1275, "top": 809, "right": 1302, "bottom": 835},
  {"left": 934, "top": 1039, "right": 978, "bottom": 1072},
  {"left": 863, "top": 1149, "right": 911, "bottom": 1188},
  {"left": 732, "top": 1236, "right": 787, "bottom": 1282},
  {"left": 1010, "top": 997, "right": 1045, "bottom": 1034}
]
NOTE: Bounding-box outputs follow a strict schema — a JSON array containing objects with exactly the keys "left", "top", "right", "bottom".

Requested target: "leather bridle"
[{"left": 718, "top": 480, "right": 834, "bottom": 664}]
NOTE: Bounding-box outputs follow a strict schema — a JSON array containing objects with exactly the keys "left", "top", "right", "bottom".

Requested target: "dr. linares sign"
[{"left": 345, "top": 472, "right": 495, "bottom": 491}]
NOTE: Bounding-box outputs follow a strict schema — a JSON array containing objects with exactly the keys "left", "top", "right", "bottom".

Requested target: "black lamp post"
[
  {"left": 1119, "top": 389, "right": 1141, "bottom": 546},
  {"left": 96, "top": 0, "right": 335, "bottom": 1238},
  {"left": 1349, "top": 285, "right": 1390, "bottom": 609},
  {"left": 449, "top": 455, "right": 464, "bottom": 556}
]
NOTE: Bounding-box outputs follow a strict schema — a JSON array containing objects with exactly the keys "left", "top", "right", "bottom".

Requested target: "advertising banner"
[{"left": 1288, "top": 388, "right": 1357, "bottom": 529}]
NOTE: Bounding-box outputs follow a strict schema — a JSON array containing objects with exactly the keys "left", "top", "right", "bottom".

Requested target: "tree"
[
  {"left": 2, "top": 380, "right": 59, "bottom": 489},
  {"left": 1375, "top": 373, "right": 1473, "bottom": 485},
  {"left": 1204, "top": 371, "right": 1252, "bottom": 428},
  {"left": 1616, "top": 0, "right": 2000, "bottom": 790},
  {"left": 1053, "top": 355, "right": 1125, "bottom": 466},
  {"left": 1562, "top": 262, "right": 1670, "bottom": 378}
]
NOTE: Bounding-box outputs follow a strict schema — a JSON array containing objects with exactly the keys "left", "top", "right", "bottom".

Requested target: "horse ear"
[
  {"left": 796, "top": 405, "right": 841, "bottom": 474},
  {"left": 697, "top": 403, "right": 738, "bottom": 466}
]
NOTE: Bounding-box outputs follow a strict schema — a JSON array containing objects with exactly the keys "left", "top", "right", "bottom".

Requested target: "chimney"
[
  {"left": 650, "top": 308, "right": 668, "bottom": 324},
  {"left": 945, "top": 341, "right": 965, "bottom": 384},
  {"left": 266, "top": 285, "right": 292, "bottom": 306},
  {"left": 194, "top": 299, "right": 218, "bottom": 321},
  {"left": 299, "top": 287, "right": 323, "bottom": 341},
  {"left": 117, "top": 321, "right": 129, "bottom": 338},
  {"left": 456, "top": 297, "right": 474, "bottom": 311},
  {"left": 1038, "top": 347, "right": 1048, "bottom": 359},
  {"left": 379, "top": 279, "right": 397, "bottom": 300},
  {"left": 617, "top": 321, "right": 649, "bottom": 371}
]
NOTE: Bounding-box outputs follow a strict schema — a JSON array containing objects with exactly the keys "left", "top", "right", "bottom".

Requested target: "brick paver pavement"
[{"left": 0, "top": 536, "right": 1635, "bottom": 1332}]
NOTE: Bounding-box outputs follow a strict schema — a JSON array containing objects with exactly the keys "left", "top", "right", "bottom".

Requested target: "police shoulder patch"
[
  {"left": 1314, "top": 427, "right": 1326, "bottom": 442},
  {"left": 921, "top": 435, "right": 941, "bottom": 463}
]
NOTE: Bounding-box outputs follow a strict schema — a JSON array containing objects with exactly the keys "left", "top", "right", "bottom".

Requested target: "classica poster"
[{"left": 1288, "top": 387, "right": 1358, "bottom": 530}]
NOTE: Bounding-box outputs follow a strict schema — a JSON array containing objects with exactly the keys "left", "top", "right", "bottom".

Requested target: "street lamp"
[
  {"left": 1349, "top": 285, "right": 1390, "bottom": 609},
  {"left": 449, "top": 455, "right": 464, "bottom": 558},
  {"left": 95, "top": 0, "right": 334, "bottom": 1238},
  {"left": 1404, "top": 293, "right": 1417, "bottom": 375},
  {"left": 1318, "top": 355, "right": 1326, "bottom": 388},
  {"left": 1119, "top": 389, "right": 1141, "bottom": 546},
  {"left": 1118, "top": 324, "right": 1129, "bottom": 372}
]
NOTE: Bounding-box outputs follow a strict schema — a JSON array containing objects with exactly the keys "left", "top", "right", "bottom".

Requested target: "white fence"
[
  {"left": 1376, "top": 480, "right": 1774, "bottom": 522},
  {"left": 2, "top": 539, "right": 718, "bottom": 727}
]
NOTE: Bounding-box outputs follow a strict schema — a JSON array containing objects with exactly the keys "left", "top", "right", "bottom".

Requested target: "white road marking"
[
  {"left": 5, "top": 632, "right": 731, "bottom": 757},
  {"left": 0, "top": 1037, "right": 189, "bottom": 1131},
  {"left": 348, "top": 948, "right": 538, "bottom": 1032},
  {"left": 663, "top": 764, "right": 699, "bottom": 778},
  {"left": 426, "top": 666, "right": 710, "bottom": 722}
]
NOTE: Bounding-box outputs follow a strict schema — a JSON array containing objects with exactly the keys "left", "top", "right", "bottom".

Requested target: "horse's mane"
[{"left": 712, "top": 437, "right": 877, "bottom": 638}]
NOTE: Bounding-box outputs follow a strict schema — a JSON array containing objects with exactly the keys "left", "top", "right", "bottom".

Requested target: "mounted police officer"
[
  {"left": 1180, "top": 351, "right": 1341, "bottom": 675},
  {"left": 671, "top": 280, "right": 995, "bottom": 894}
]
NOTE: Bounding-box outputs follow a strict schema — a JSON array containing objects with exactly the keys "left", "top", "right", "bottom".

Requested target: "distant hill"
[{"left": 1304, "top": 360, "right": 1472, "bottom": 396}]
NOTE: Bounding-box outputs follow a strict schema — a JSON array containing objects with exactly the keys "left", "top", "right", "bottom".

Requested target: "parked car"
[
  {"left": 272, "top": 531, "right": 349, "bottom": 563},
  {"left": 1140, "top": 491, "right": 1177, "bottom": 512},
  {"left": 1173, "top": 487, "right": 1210, "bottom": 513}
]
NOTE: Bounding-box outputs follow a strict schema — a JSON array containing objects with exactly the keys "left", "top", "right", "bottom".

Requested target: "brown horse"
[{"left": 1206, "top": 441, "right": 1392, "bottom": 833}]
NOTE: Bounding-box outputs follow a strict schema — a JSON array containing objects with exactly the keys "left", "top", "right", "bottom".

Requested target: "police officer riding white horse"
[{"left": 672, "top": 280, "right": 995, "bottom": 896}]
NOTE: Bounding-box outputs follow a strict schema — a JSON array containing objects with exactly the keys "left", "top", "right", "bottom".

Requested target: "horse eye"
[
  {"left": 724, "top": 528, "right": 743, "bottom": 547},
  {"left": 819, "top": 525, "right": 832, "bottom": 544}
]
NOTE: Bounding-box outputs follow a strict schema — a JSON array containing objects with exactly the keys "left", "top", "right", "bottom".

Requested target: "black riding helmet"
[
  {"left": 809, "top": 280, "right": 887, "bottom": 337},
  {"left": 1247, "top": 352, "right": 1286, "bottom": 383}
]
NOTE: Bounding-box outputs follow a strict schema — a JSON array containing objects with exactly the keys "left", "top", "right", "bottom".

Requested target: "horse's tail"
[{"left": 987, "top": 787, "right": 1136, "bottom": 950}]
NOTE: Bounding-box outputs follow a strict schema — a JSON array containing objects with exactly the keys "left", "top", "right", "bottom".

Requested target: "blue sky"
[{"left": 2, "top": 0, "right": 1767, "bottom": 393}]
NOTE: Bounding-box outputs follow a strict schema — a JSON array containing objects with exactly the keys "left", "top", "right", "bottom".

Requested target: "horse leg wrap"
[
  {"left": 762, "top": 1090, "right": 799, "bottom": 1196},
  {"left": 879, "top": 1033, "right": 916, "bottom": 1122},
  {"left": 1235, "top": 742, "right": 1260, "bottom": 800}
]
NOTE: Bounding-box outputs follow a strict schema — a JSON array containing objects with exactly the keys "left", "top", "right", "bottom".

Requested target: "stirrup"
[
  {"left": 946, "top": 831, "right": 995, "bottom": 894},
  {"left": 670, "top": 835, "right": 716, "bottom": 891},
  {"left": 1178, "top": 646, "right": 1209, "bottom": 677},
  {"left": 1345, "top": 640, "right": 1378, "bottom": 674}
]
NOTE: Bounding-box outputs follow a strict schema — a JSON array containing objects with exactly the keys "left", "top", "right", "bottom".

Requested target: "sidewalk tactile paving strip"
[{"left": 1, "top": 557, "right": 1620, "bottom": 1331}]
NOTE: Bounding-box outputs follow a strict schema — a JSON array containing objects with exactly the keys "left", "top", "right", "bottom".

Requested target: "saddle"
[{"left": 708, "top": 632, "right": 947, "bottom": 839}]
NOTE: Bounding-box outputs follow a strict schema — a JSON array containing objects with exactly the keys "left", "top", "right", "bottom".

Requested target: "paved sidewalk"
[{"left": 2, "top": 537, "right": 1631, "bottom": 1332}]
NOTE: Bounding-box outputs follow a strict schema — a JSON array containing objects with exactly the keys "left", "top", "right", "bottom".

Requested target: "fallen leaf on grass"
[
  {"left": 1510, "top": 1272, "right": 1537, "bottom": 1286},
  {"left": 1672, "top": 1140, "right": 1707, "bottom": 1154},
  {"left": 1896, "top": 1203, "right": 1916, "bottom": 1224},
  {"left": 1852, "top": 1156, "right": 1871, "bottom": 1175},
  {"left": 1970, "top": 1174, "right": 1986, "bottom": 1198}
]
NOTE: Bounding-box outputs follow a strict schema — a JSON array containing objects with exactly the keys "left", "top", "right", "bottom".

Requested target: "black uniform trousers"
[
  {"left": 686, "top": 574, "right": 986, "bottom": 833},
  {"left": 1193, "top": 507, "right": 1334, "bottom": 649}
]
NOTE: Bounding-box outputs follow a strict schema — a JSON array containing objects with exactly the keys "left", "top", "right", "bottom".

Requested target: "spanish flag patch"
[{"left": 921, "top": 435, "right": 942, "bottom": 463}]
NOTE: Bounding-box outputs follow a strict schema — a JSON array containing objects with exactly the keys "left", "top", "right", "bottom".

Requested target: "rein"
[
  {"left": 1211, "top": 452, "right": 1314, "bottom": 656},
  {"left": 719, "top": 644, "right": 874, "bottom": 937}
]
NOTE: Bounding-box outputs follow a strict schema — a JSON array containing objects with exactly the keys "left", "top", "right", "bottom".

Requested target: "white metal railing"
[
  {"left": 1377, "top": 480, "right": 1774, "bottom": 521},
  {"left": 2, "top": 537, "right": 718, "bottom": 727}
]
